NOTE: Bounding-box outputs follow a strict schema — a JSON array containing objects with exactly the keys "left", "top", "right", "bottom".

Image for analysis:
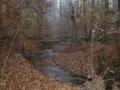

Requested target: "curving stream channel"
[
  {"left": 37, "top": 44, "right": 88, "bottom": 86},
  {"left": 33, "top": 0, "right": 88, "bottom": 86},
  {"left": 42, "top": 65, "right": 87, "bottom": 85}
]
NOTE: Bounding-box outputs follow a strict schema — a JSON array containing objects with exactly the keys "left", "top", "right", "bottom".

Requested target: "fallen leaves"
[
  {"left": 0, "top": 53, "right": 81, "bottom": 90},
  {"left": 42, "top": 42, "right": 117, "bottom": 75}
]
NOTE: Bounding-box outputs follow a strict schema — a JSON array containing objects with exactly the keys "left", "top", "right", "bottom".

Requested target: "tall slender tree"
[
  {"left": 117, "top": 0, "right": 120, "bottom": 53},
  {"left": 83, "top": 0, "right": 88, "bottom": 39},
  {"left": 89, "top": 0, "right": 95, "bottom": 39},
  {"left": 117, "top": 0, "right": 120, "bottom": 29},
  {"left": 0, "top": 1, "right": 2, "bottom": 29},
  {"left": 105, "top": 0, "right": 109, "bottom": 15}
]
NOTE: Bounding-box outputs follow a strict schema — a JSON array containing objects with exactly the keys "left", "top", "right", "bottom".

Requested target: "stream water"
[
  {"left": 36, "top": 44, "right": 87, "bottom": 86},
  {"left": 34, "top": 0, "right": 88, "bottom": 86},
  {"left": 42, "top": 66, "right": 87, "bottom": 85},
  {"left": 21, "top": 0, "right": 119, "bottom": 89}
]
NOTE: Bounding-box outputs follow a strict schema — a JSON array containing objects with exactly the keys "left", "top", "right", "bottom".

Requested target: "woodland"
[{"left": 0, "top": 0, "right": 120, "bottom": 90}]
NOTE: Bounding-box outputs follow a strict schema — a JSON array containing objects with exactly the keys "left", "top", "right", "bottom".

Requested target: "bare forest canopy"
[{"left": 1, "top": 0, "right": 120, "bottom": 52}]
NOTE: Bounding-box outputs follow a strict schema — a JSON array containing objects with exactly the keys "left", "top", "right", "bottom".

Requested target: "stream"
[
  {"left": 42, "top": 66, "right": 87, "bottom": 85},
  {"left": 33, "top": 0, "right": 88, "bottom": 86},
  {"left": 36, "top": 44, "right": 88, "bottom": 86}
]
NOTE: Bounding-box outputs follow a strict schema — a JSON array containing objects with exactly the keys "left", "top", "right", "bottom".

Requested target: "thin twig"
[
  {"left": 0, "top": 28, "right": 19, "bottom": 89},
  {"left": 90, "top": 21, "right": 99, "bottom": 90}
]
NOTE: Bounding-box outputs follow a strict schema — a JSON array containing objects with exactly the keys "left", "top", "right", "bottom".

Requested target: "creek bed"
[
  {"left": 33, "top": 46, "right": 88, "bottom": 86},
  {"left": 42, "top": 66, "right": 87, "bottom": 85}
]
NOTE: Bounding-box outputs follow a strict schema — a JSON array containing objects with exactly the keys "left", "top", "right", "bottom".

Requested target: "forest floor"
[
  {"left": 42, "top": 42, "right": 117, "bottom": 75},
  {"left": 0, "top": 39, "right": 119, "bottom": 90},
  {"left": 0, "top": 52, "right": 106, "bottom": 90},
  {"left": 0, "top": 43, "right": 80, "bottom": 90}
]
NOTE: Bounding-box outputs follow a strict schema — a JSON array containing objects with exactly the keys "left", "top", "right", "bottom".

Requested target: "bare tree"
[
  {"left": 117, "top": 0, "right": 120, "bottom": 29},
  {"left": 83, "top": 0, "right": 88, "bottom": 39}
]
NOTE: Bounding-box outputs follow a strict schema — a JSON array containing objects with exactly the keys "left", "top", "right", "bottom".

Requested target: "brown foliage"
[{"left": 23, "top": 39, "right": 39, "bottom": 54}]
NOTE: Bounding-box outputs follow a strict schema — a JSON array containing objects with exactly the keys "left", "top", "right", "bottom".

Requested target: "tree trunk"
[
  {"left": 117, "top": 0, "right": 120, "bottom": 54},
  {"left": 117, "top": 0, "right": 120, "bottom": 29},
  {"left": 83, "top": 0, "right": 88, "bottom": 39},
  {"left": 89, "top": 0, "right": 95, "bottom": 40},
  {"left": 105, "top": 0, "right": 109, "bottom": 12},
  {"left": 0, "top": 3, "right": 2, "bottom": 29}
]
